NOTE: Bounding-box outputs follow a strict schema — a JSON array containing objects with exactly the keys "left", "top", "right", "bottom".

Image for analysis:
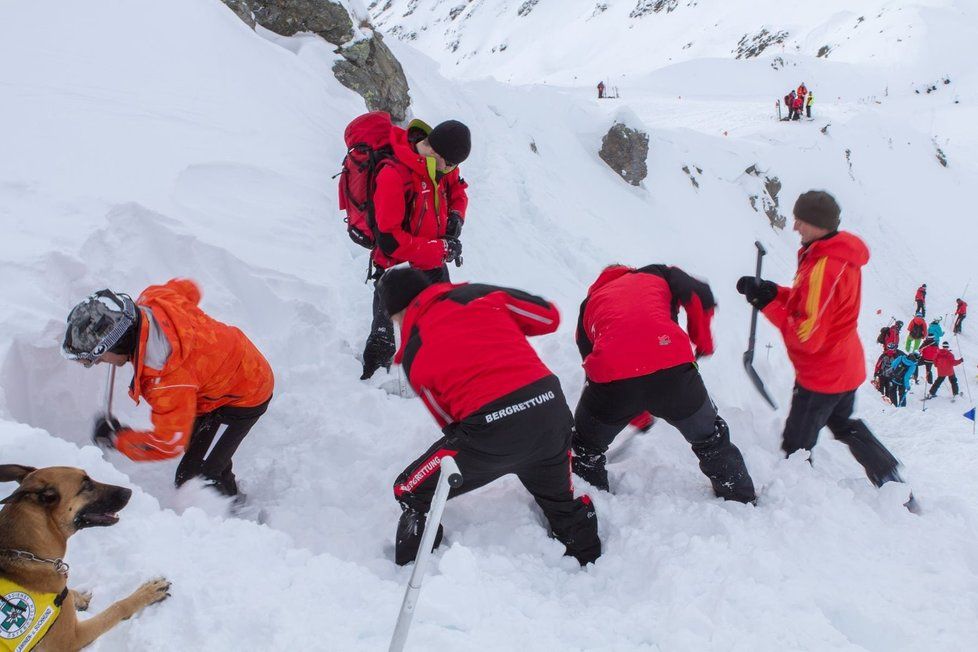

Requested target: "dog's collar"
[{"left": 0, "top": 550, "right": 69, "bottom": 577}]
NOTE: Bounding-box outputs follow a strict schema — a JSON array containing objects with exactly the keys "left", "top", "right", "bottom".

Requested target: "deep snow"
[{"left": 1, "top": 0, "right": 978, "bottom": 650}]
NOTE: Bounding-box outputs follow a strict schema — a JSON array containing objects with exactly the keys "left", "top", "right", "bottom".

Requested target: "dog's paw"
[
  {"left": 71, "top": 590, "right": 93, "bottom": 611},
  {"left": 131, "top": 578, "right": 171, "bottom": 610}
]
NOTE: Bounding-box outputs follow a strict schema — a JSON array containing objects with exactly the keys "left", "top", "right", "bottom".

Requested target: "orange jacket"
[
  {"left": 762, "top": 231, "right": 870, "bottom": 393},
  {"left": 115, "top": 279, "right": 274, "bottom": 462}
]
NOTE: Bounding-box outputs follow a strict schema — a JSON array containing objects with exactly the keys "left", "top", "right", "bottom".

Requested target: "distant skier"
[
  {"left": 358, "top": 118, "right": 471, "bottom": 380},
  {"left": 886, "top": 350, "right": 918, "bottom": 407},
  {"left": 917, "top": 336, "right": 938, "bottom": 385},
  {"left": 736, "top": 190, "right": 912, "bottom": 499},
  {"left": 61, "top": 280, "right": 274, "bottom": 498},
  {"left": 928, "top": 317, "right": 944, "bottom": 346},
  {"left": 597, "top": 81, "right": 605, "bottom": 99},
  {"left": 785, "top": 90, "right": 797, "bottom": 120},
  {"left": 954, "top": 298, "right": 967, "bottom": 334},
  {"left": 791, "top": 93, "right": 804, "bottom": 121},
  {"left": 877, "top": 320, "right": 902, "bottom": 353},
  {"left": 806, "top": 91, "right": 814, "bottom": 118},
  {"left": 571, "top": 264, "right": 756, "bottom": 503},
  {"left": 905, "top": 313, "right": 927, "bottom": 352},
  {"left": 377, "top": 268, "right": 601, "bottom": 566},
  {"left": 926, "top": 342, "right": 964, "bottom": 399},
  {"left": 915, "top": 283, "right": 926, "bottom": 317}
]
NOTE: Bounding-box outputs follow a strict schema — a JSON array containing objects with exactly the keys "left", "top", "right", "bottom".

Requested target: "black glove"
[
  {"left": 736, "top": 276, "right": 778, "bottom": 309},
  {"left": 443, "top": 237, "right": 463, "bottom": 265},
  {"left": 445, "top": 211, "right": 463, "bottom": 239},
  {"left": 92, "top": 416, "right": 122, "bottom": 450}
]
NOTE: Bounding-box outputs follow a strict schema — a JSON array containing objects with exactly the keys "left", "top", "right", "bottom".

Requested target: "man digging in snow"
[
  {"left": 737, "top": 191, "right": 915, "bottom": 508},
  {"left": 378, "top": 267, "right": 601, "bottom": 567},
  {"left": 62, "top": 279, "right": 273, "bottom": 500},
  {"left": 571, "top": 264, "right": 756, "bottom": 503}
]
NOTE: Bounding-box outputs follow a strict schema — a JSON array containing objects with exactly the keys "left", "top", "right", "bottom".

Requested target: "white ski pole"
[
  {"left": 104, "top": 365, "right": 116, "bottom": 420},
  {"left": 389, "top": 456, "right": 462, "bottom": 652}
]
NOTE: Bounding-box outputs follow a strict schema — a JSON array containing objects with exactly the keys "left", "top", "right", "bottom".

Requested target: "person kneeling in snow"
[
  {"left": 378, "top": 268, "right": 601, "bottom": 566},
  {"left": 736, "top": 191, "right": 913, "bottom": 502},
  {"left": 62, "top": 279, "right": 274, "bottom": 498},
  {"left": 571, "top": 264, "right": 756, "bottom": 503}
]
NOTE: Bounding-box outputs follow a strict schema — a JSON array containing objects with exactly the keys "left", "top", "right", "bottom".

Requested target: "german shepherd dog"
[{"left": 0, "top": 465, "right": 169, "bottom": 650}]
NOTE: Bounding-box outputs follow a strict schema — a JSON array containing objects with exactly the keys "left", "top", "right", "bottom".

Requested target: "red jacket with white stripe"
[
  {"left": 576, "top": 265, "right": 716, "bottom": 383},
  {"left": 762, "top": 231, "right": 870, "bottom": 393},
  {"left": 394, "top": 283, "right": 559, "bottom": 427}
]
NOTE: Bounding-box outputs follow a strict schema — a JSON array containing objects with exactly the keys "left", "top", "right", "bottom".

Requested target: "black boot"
[
  {"left": 361, "top": 329, "right": 395, "bottom": 380},
  {"left": 872, "top": 467, "right": 920, "bottom": 513},
  {"left": 395, "top": 504, "right": 444, "bottom": 566},
  {"left": 550, "top": 496, "right": 601, "bottom": 566},
  {"left": 690, "top": 417, "right": 757, "bottom": 504},
  {"left": 571, "top": 445, "right": 609, "bottom": 492}
]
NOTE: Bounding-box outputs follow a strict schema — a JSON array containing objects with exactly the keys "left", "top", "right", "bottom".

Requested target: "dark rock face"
[
  {"left": 333, "top": 35, "right": 411, "bottom": 123},
  {"left": 221, "top": 0, "right": 411, "bottom": 122},
  {"left": 599, "top": 123, "right": 650, "bottom": 186},
  {"left": 223, "top": 0, "right": 256, "bottom": 28},
  {"left": 250, "top": 0, "right": 355, "bottom": 44},
  {"left": 744, "top": 164, "right": 786, "bottom": 229}
]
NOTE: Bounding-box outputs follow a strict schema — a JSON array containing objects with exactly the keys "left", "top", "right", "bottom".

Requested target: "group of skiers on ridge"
[
  {"left": 783, "top": 82, "right": 814, "bottom": 121},
  {"left": 873, "top": 285, "right": 968, "bottom": 407},
  {"left": 56, "top": 111, "right": 919, "bottom": 570}
]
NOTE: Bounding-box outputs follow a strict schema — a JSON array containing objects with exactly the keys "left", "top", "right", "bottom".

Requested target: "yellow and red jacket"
[
  {"left": 115, "top": 279, "right": 274, "bottom": 462},
  {"left": 762, "top": 231, "right": 870, "bottom": 394}
]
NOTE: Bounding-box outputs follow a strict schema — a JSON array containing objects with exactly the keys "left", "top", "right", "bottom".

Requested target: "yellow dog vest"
[{"left": 0, "top": 578, "right": 66, "bottom": 652}]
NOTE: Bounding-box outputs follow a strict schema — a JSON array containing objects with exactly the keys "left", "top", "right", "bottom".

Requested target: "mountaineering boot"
[
  {"left": 571, "top": 445, "right": 610, "bottom": 492},
  {"left": 690, "top": 417, "right": 757, "bottom": 504},
  {"left": 361, "top": 329, "right": 395, "bottom": 380},
  {"left": 395, "top": 504, "right": 444, "bottom": 566},
  {"left": 549, "top": 496, "right": 601, "bottom": 566}
]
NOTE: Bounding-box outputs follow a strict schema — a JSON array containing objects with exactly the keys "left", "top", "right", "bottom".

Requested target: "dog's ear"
[
  {"left": 0, "top": 465, "right": 37, "bottom": 484},
  {"left": 0, "top": 486, "right": 58, "bottom": 506}
]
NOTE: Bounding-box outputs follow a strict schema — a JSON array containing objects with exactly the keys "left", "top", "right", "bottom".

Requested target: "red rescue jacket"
[
  {"left": 920, "top": 342, "right": 939, "bottom": 363},
  {"left": 915, "top": 286, "right": 926, "bottom": 302},
  {"left": 957, "top": 301, "right": 968, "bottom": 316},
  {"left": 933, "top": 349, "right": 963, "bottom": 377},
  {"left": 762, "top": 231, "right": 870, "bottom": 393},
  {"left": 576, "top": 265, "right": 715, "bottom": 383},
  {"left": 908, "top": 317, "right": 927, "bottom": 339},
  {"left": 372, "top": 125, "right": 468, "bottom": 270},
  {"left": 115, "top": 279, "right": 274, "bottom": 462},
  {"left": 394, "top": 283, "right": 559, "bottom": 427}
]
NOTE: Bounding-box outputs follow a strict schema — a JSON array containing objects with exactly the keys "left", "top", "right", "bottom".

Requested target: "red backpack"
[{"left": 338, "top": 112, "right": 396, "bottom": 249}]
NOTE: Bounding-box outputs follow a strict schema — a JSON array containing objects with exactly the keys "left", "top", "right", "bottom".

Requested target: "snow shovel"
[
  {"left": 744, "top": 241, "right": 778, "bottom": 410},
  {"left": 389, "top": 456, "right": 463, "bottom": 652}
]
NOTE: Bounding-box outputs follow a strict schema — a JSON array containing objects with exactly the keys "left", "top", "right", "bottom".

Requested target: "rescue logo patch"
[
  {"left": 658, "top": 335, "right": 671, "bottom": 346},
  {"left": 0, "top": 592, "right": 35, "bottom": 639}
]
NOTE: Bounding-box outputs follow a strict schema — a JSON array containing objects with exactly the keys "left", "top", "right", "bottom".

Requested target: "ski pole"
[
  {"left": 389, "top": 456, "right": 463, "bottom": 652},
  {"left": 104, "top": 365, "right": 116, "bottom": 420},
  {"left": 743, "top": 241, "right": 778, "bottom": 409}
]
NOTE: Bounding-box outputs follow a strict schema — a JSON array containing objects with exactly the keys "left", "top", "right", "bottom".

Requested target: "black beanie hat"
[
  {"left": 427, "top": 120, "right": 471, "bottom": 166},
  {"left": 377, "top": 267, "right": 432, "bottom": 316},
  {"left": 793, "top": 190, "right": 841, "bottom": 231}
]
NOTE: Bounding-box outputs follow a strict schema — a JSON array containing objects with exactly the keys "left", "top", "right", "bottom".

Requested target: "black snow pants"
[
  {"left": 573, "top": 363, "right": 756, "bottom": 503},
  {"left": 782, "top": 385, "right": 898, "bottom": 486},
  {"left": 393, "top": 375, "right": 600, "bottom": 564},
  {"left": 174, "top": 397, "right": 271, "bottom": 496},
  {"left": 362, "top": 265, "right": 449, "bottom": 379},
  {"left": 915, "top": 299, "right": 926, "bottom": 317},
  {"left": 929, "top": 375, "right": 960, "bottom": 397},
  {"left": 913, "top": 360, "right": 934, "bottom": 384},
  {"left": 954, "top": 314, "right": 965, "bottom": 334}
]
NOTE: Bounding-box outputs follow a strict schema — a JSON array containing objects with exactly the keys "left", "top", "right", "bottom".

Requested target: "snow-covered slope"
[{"left": 2, "top": 0, "right": 978, "bottom": 649}]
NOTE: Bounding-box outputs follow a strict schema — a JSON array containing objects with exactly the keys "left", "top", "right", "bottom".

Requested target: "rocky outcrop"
[
  {"left": 599, "top": 123, "right": 649, "bottom": 186},
  {"left": 744, "top": 164, "right": 785, "bottom": 229},
  {"left": 222, "top": 0, "right": 411, "bottom": 122},
  {"left": 333, "top": 35, "right": 411, "bottom": 123}
]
